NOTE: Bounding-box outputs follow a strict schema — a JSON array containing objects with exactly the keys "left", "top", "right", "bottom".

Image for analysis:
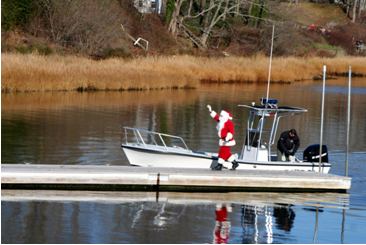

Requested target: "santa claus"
[
  {"left": 207, "top": 105, "right": 239, "bottom": 171},
  {"left": 213, "top": 204, "right": 231, "bottom": 244}
]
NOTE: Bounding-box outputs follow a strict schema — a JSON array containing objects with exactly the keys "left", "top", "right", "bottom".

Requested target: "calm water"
[{"left": 2, "top": 77, "right": 366, "bottom": 243}]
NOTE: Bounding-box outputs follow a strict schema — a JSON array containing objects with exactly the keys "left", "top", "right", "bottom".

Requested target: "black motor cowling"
[{"left": 303, "top": 144, "right": 329, "bottom": 163}]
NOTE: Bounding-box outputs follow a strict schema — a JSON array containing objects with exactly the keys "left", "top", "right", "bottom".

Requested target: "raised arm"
[{"left": 208, "top": 105, "right": 219, "bottom": 122}]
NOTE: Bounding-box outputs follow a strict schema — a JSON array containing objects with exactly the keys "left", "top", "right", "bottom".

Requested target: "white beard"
[{"left": 216, "top": 117, "right": 228, "bottom": 137}]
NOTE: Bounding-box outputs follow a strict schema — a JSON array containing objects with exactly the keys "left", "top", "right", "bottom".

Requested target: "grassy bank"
[
  {"left": 2, "top": 53, "right": 366, "bottom": 92},
  {"left": 1, "top": 53, "right": 199, "bottom": 92}
]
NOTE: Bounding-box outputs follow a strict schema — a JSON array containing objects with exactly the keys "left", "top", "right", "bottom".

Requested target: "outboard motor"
[{"left": 303, "top": 144, "right": 329, "bottom": 163}]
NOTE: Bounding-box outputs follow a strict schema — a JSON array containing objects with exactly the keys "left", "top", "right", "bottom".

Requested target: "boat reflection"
[
  {"left": 241, "top": 205, "right": 274, "bottom": 244},
  {"left": 2, "top": 190, "right": 349, "bottom": 244}
]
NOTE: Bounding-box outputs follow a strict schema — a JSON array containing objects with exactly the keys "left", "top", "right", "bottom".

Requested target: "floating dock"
[{"left": 1, "top": 164, "right": 351, "bottom": 192}]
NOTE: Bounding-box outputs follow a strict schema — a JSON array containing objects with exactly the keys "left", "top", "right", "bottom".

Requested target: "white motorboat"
[{"left": 121, "top": 98, "right": 331, "bottom": 173}]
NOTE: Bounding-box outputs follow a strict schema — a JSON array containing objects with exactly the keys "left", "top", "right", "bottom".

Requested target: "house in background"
[{"left": 134, "top": 0, "right": 166, "bottom": 14}]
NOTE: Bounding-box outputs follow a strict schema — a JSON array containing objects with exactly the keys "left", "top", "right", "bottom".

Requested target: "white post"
[
  {"left": 346, "top": 66, "right": 351, "bottom": 177},
  {"left": 319, "top": 65, "right": 326, "bottom": 172}
]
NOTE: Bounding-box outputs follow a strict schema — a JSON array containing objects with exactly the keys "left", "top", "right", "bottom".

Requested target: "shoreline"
[{"left": 2, "top": 53, "right": 366, "bottom": 92}]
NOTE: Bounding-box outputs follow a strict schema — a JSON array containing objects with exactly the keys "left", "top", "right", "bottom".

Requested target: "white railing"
[{"left": 123, "top": 127, "right": 189, "bottom": 151}]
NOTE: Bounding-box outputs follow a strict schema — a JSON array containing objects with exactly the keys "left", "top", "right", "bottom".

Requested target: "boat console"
[{"left": 239, "top": 98, "right": 308, "bottom": 162}]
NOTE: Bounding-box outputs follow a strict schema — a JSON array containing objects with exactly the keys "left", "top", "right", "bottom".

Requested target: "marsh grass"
[
  {"left": 2, "top": 53, "right": 366, "bottom": 92},
  {"left": 1, "top": 53, "right": 199, "bottom": 92}
]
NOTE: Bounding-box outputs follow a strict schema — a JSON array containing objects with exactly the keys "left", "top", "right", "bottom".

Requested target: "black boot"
[
  {"left": 212, "top": 164, "right": 223, "bottom": 171},
  {"left": 230, "top": 160, "right": 239, "bottom": 170}
]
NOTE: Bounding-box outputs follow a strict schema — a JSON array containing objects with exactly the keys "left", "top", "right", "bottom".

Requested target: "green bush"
[
  {"left": 1, "top": 0, "right": 34, "bottom": 30},
  {"left": 187, "top": 49, "right": 194, "bottom": 55},
  {"left": 15, "top": 44, "right": 31, "bottom": 54},
  {"left": 249, "top": 0, "right": 268, "bottom": 27},
  {"left": 165, "top": 0, "right": 175, "bottom": 24},
  {"left": 37, "top": 46, "right": 53, "bottom": 55},
  {"left": 105, "top": 47, "right": 132, "bottom": 59}
]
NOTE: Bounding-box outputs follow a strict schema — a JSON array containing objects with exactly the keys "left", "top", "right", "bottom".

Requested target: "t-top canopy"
[{"left": 238, "top": 104, "right": 307, "bottom": 113}]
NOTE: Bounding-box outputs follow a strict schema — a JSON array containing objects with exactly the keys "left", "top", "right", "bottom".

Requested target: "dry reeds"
[
  {"left": 192, "top": 55, "right": 366, "bottom": 82},
  {"left": 1, "top": 53, "right": 199, "bottom": 92},
  {"left": 2, "top": 53, "right": 366, "bottom": 92}
]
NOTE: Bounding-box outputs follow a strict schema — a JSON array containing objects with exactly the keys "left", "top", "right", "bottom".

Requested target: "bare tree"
[
  {"left": 223, "top": 0, "right": 230, "bottom": 21},
  {"left": 359, "top": 0, "right": 366, "bottom": 16},
  {"left": 37, "top": 0, "right": 126, "bottom": 56},
  {"left": 248, "top": 0, "right": 254, "bottom": 23},
  {"left": 168, "top": 0, "right": 186, "bottom": 35},
  {"left": 353, "top": 0, "right": 358, "bottom": 22},
  {"left": 171, "top": 1, "right": 256, "bottom": 44},
  {"left": 36, "top": 0, "right": 81, "bottom": 44},
  {"left": 166, "top": 0, "right": 281, "bottom": 49},
  {"left": 200, "top": 0, "right": 206, "bottom": 11},
  {"left": 201, "top": 0, "right": 248, "bottom": 44},
  {"left": 201, "top": 0, "right": 215, "bottom": 43}
]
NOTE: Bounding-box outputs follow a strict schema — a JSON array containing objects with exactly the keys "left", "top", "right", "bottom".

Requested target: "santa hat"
[{"left": 220, "top": 110, "right": 232, "bottom": 120}]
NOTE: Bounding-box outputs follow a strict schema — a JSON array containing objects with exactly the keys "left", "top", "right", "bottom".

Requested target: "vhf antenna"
[{"left": 266, "top": 25, "right": 275, "bottom": 108}]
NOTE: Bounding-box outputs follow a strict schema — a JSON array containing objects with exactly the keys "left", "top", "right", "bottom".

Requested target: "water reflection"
[
  {"left": 214, "top": 204, "right": 231, "bottom": 244},
  {"left": 2, "top": 190, "right": 357, "bottom": 244},
  {"left": 241, "top": 205, "right": 274, "bottom": 244},
  {"left": 273, "top": 204, "right": 295, "bottom": 232}
]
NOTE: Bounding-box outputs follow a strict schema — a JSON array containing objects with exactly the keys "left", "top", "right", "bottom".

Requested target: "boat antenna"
[{"left": 266, "top": 25, "right": 275, "bottom": 107}]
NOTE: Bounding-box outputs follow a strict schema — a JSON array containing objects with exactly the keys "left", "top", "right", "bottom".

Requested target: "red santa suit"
[
  {"left": 210, "top": 110, "right": 236, "bottom": 167},
  {"left": 213, "top": 204, "right": 231, "bottom": 244}
]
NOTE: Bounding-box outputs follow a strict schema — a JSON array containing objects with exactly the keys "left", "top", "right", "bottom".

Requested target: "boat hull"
[
  {"left": 122, "top": 144, "right": 331, "bottom": 173},
  {"left": 122, "top": 144, "right": 219, "bottom": 169}
]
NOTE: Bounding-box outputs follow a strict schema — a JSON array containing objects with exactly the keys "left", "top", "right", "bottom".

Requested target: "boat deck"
[{"left": 1, "top": 164, "right": 351, "bottom": 192}]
